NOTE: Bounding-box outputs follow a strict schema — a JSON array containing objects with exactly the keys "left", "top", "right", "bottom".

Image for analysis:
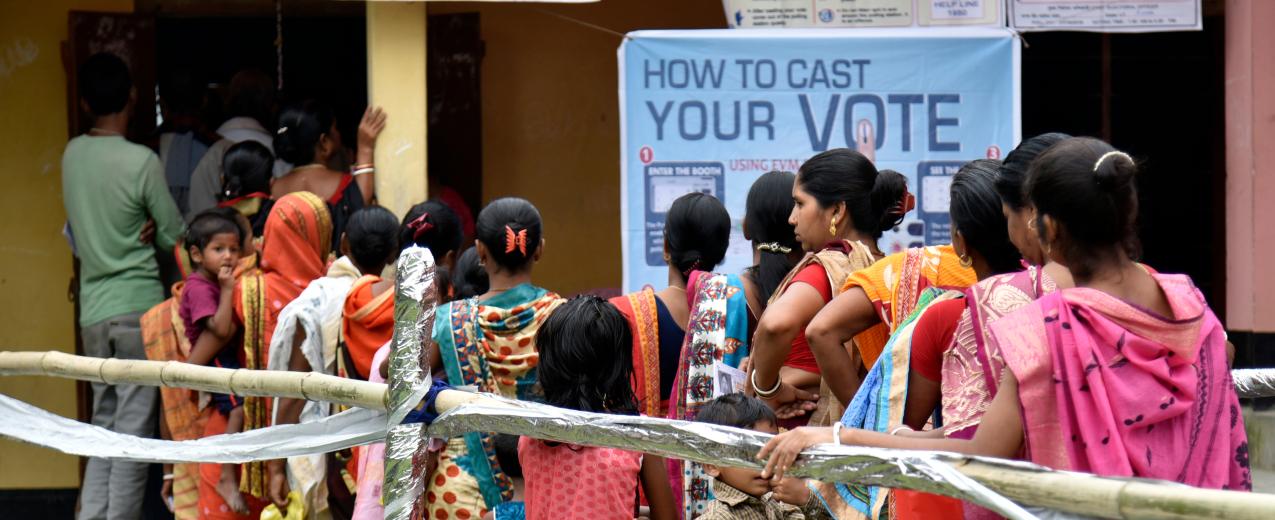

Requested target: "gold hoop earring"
[{"left": 959, "top": 255, "right": 973, "bottom": 268}]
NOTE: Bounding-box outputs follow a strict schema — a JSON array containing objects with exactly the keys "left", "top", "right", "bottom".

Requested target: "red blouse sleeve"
[
  {"left": 909, "top": 298, "right": 966, "bottom": 382},
  {"left": 788, "top": 263, "right": 832, "bottom": 302}
]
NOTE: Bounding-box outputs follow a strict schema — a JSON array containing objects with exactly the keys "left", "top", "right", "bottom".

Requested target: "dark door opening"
[{"left": 1020, "top": 17, "right": 1227, "bottom": 323}]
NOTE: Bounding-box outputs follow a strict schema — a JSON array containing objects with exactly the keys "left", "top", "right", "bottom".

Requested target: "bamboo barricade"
[
  {"left": 2, "top": 350, "right": 1274, "bottom": 520},
  {"left": 0, "top": 350, "right": 386, "bottom": 411}
]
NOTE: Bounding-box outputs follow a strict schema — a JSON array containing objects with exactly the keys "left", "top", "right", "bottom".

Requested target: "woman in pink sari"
[{"left": 758, "top": 137, "right": 1250, "bottom": 493}]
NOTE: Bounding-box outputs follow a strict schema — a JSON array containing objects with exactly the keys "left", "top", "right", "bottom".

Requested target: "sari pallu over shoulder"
[
  {"left": 433, "top": 284, "right": 565, "bottom": 518},
  {"left": 666, "top": 271, "right": 752, "bottom": 519},
  {"left": 943, "top": 266, "right": 1055, "bottom": 440},
  {"left": 842, "top": 245, "right": 976, "bottom": 368},
  {"left": 993, "top": 274, "right": 1251, "bottom": 491},
  {"left": 234, "top": 191, "right": 332, "bottom": 499},
  {"left": 609, "top": 287, "right": 665, "bottom": 417},
  {"left": 768, "top": 240, "right": 878, "bottom": 428}
]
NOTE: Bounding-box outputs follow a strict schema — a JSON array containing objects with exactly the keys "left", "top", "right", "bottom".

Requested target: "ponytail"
[{"left": 868, "top": 169, "right": 910, "bottom": 237}]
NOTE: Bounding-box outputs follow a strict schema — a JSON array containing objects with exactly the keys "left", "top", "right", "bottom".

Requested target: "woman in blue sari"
[{"left": 428, "top": 198, "right": 565, "bottom": 520}]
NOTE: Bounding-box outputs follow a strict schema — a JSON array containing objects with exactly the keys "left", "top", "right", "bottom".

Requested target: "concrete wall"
[
  {"left": 429, "top": 1, "right": 726, "bottom": 296},
  {"left": 0, "top": 0, "right": 134, "bottom": 489},
  {"left": 1225, "top": 0, "right": 1275, "bottom": 333}
]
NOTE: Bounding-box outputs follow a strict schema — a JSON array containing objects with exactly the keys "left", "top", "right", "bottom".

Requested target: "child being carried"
[{"left": 179, "top": 208, "right": 250, "bottom": 514}]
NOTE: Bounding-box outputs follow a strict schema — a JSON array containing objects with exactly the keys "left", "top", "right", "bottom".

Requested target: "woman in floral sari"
[
  {"left": 427, "top": 197, "right": 565, "bottom": 520},
  {"left": 749, "top": 150, "right": 909, "bottom": 428},
  {"left": 610, "top": 193, "right": 731, "bottom": 417},
  {"left": 759, "top": 138, "right": 1250, "bottom": 502},
  {"left": 664, "top": 268, "right": 753, "bottom": 518}
]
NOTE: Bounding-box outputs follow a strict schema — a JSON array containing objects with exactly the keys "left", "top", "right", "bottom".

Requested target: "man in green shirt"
[{"left": 62, "top": 52, "right": 184, "bottom": 520}]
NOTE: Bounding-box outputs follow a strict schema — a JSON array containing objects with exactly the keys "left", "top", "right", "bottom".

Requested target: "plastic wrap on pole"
[
  {"left": 0, "top": 393, "right": 385, "bottom": 463},
  {"left": 1233, "top": 369, "right": 1275, "bottom": 398},
  {"left": 384, "top": 246, "right": 436, "bottom": 520},
  {"left": 429, "top": 394, "right": 1037, "bottom": 520}
]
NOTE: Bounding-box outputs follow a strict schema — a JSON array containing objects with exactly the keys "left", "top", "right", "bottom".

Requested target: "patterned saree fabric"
[
  {"left": 666, "top": 271, "right": 752, "bottom": 518},
  {"left": 433, "top": 284, "right": 565, "bottom": 519}
]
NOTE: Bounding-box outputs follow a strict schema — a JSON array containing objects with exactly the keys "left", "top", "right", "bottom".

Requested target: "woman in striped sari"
[{"left": 610, "top": 193, "right": 731, "bottom": 418}]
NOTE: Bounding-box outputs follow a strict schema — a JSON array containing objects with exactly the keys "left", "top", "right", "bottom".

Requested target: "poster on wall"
[
  {"left": 618, "top": 28, "right": 1020, "bottom": 291},
  {"left": 1010, "top": 0, "right": 1202, "bottom": 32},
  {"left": 723, "top": 0, "right": 1002, "bottom": 28}
]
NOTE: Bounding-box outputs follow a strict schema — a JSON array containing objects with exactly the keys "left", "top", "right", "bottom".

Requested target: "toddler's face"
[
  {"left": 198, "top": 232, "right": 242, "bottom": 273},
  {"left": 708, "top": 420, "right": 779, "bottom": 497}
]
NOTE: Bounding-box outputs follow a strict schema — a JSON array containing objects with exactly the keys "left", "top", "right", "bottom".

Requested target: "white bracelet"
[
  {"left": 888, "top": 425, "right": 911, "bottom": 436},
  {"left": 162, "top": 473, "right": 175, "bottom": 481},
  {"left": 352, "top": 167, "right": 375, "bottom": 176},
  {"left": 832, "top": 422, "right": 843, "bottom": 445},
  {"left": 751, "top": 370, "right": 782, "bottom": 398}
]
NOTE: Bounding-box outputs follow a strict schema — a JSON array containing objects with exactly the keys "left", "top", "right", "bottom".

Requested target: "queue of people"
[{"left": 63, "top": 50, "right": 1250, "bottom": 520}]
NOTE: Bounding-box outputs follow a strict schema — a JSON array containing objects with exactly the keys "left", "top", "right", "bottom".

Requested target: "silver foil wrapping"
[
  {"left": 1233, "top": 369, "right": 1275, "bottom": 399},
  {"left": 384, "top": 247, "right": 436, "bottom": 520},
  {"left": 0, "top": 393, "right": 385, "bottom": 463},
  {"left": 429, "top": 394, "right": 1037, "bottom": 520}
]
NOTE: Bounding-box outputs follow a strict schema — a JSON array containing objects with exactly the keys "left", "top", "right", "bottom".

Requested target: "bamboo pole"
[
  {"left": 3, "top": 350, "right": 1274, "bottom": 519},
  {"left": 0, "top": 351, "right": 386, "bottom": 411}
]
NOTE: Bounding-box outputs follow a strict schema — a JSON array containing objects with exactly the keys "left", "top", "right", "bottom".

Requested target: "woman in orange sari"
[
  {"left": 803, "top": 241, "right": 975, "bottom": 407},
  {"left": 197, "top": 191, "right": 332, "bottom": 519},
  {"left": 610, "top": 192, "right": 731, "bottom": 417}
]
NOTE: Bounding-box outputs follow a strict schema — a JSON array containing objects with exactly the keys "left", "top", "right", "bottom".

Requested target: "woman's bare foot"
[{"left": 216, "top": 467, "right": 249, "bottom": 514}]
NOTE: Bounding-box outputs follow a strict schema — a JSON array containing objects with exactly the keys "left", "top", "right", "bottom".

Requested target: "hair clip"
[
  {"left": 276, "top": 126, "right": 288, "bottom": 135},
  {"left": 407, "top": 213, "right": 434, "bottom": 242},
  {"left": 505, "top": 225, "right": 528, "bottom": 256},
  {"left": 757, "top": 242, "right": 793, "bottom": 254},
  {"left": 680, "top": 258, "right": 702, "bottom": 278},
  {"left": 1092, "top": 151, "right": 1131, "bottom": 172},
  {"left": 900, "top": 191, "right": 917, "bottom": 215}
]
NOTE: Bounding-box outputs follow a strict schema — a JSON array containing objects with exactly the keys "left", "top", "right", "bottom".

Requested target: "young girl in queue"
[{"left": 518, "top": 296, "right": 677, "bottom": 520}]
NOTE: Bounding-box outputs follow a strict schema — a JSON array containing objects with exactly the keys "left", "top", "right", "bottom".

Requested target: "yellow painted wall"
[
  {"left": 429, "top": 1, "right": 726, "bottom": 296},
  {"left": 0, "top": 0, "right": 134, "bottom": 489}
]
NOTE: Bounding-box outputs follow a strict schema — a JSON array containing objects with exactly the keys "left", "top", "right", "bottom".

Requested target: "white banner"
[
  {"left": 1009, "top": 0, "right": 1202, "bottom": 32},
  {"left": 723, "top": 0, "right": 1003, "bottom": 28}
]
